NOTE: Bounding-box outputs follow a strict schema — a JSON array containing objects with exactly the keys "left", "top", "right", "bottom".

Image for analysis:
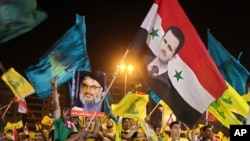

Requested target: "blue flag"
[
  {"left": 25, "top": 14, "right": 91, "bottom": 99},
  {"left": 148, "top": 88, "right": 161, "bottom": 103},
  {"left": 0, "top": 0, "right": 47, "bottom": 44},
  {"left": 207, "top": 29, "right": 250, "bottom": 95}
]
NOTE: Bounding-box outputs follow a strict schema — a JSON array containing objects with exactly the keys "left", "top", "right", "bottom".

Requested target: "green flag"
[{"left": 0, "top": 0, "right": 47, "bottom": 44}]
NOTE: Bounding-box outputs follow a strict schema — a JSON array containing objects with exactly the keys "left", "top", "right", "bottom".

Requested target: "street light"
[{"left": 118, "top": 64, "right": 134, "bottom": 96}]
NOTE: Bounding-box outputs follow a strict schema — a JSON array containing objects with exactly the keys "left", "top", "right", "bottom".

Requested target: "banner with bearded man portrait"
[{"left": 71, "top": 70, "right": 105, "bottom": 115}]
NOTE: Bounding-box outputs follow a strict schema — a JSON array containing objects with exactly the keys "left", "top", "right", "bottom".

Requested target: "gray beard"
[{"left": 79, "top": 92, "right": 102, "bottom": 106}]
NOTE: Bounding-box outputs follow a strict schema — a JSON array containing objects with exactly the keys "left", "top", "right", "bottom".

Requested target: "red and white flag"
[{"left": 13, "top": 96, "right": 28, "bottom": 114}]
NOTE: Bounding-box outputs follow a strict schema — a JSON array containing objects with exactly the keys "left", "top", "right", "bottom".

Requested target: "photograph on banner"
[{"left": 71, "top": 70, "right": 106, "bottom": 117}]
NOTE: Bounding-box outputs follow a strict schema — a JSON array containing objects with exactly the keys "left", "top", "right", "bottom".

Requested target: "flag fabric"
[
  {"left": 148, "top": 88, "right": 172, "bottom": 111},
  {"left": 1, "top": 67, "right": 35, "bottom": 98},
  {"left": 129, "top": 0, "right": 226, "bottom": 126},
  {"left": 0, "top": 0, "right": 47, "bottom": 44},
  {"left": 112, "top": 92, "right": 149, "bottom": 119},
  {"left": 115, "top": 117, "right": 122, "bottom": 141},
  {"left": 41, "top": 115, "right": 53, "bottom": 126},
  {"left": 207, "top": 30, "right": 250, "bottom": 95},
  {"left": 207, "top": 111, "right": 217, "bottom": 122},
  {"left": 13, "top": 96, "right": 29, "bottom": 114},
  {"left": 242, "top": 92, "right": 250, "bottom": 103},
  {"left": 25, "top": 14, "right": 91, "bottom": 99},
  {"left": 4, "top": 120, "right": 23, "bottom": 131},
  {"left": 208, "top": 81, "right": 249, "bottom": 128}
]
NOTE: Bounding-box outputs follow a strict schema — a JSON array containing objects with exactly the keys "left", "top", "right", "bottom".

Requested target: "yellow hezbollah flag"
[
  {"left": 41, "top": 115, "right": 53, "bottom": 126},
  {"left": 208, "top": 81, "right": 249, "bottom": 128},
  {"left": 219, "top": 82, "right": 249, "bottom": 117},
  {"left": 112, "top": 92, "right": 149, "bottom": 119},
  {"left": 4, "top": 120, "right": 23, "bottom": 131},
  {"left": 242, "top": 92, "right": 250, "bottom": 103},
  {"left": 1, "top": 67, "right": 35, "bottom": 98}
]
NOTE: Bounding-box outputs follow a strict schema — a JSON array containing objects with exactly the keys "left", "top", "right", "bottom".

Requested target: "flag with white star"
[{"left": 129, "top": 0, "right": 227, "bottom": 127}]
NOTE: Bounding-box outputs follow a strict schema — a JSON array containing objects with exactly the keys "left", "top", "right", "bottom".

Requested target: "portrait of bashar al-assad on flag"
[{"left": 72, "top": 70, "right": 105, "bottom": 112}]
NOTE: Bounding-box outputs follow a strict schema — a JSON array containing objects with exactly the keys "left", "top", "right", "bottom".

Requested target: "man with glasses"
[{"left": 72, "top": 71, "right": 105, "bottom": 112}]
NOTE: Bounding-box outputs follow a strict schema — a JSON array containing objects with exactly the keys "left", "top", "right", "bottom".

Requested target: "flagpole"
[
  {"left": 0, "top": 104, "right": 9, "bottom": 111},
  {"left": 1, "top": 98, "right": 14, "bottom": 120},
  {"left": 205, "top": 109, "right": 208, "bottom": 125},
  {"left": 146, "top": 102, "right": 160, "bottom": 121},
  {"left": 161, "top": 106, "right": 164, "bottom": 129}
]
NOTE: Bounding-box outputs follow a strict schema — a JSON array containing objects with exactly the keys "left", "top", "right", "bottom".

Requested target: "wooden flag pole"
[
  {"left": 205, "top": 109, "right": 208, "bottom": 125},
  {"left": 145, "top": 102, "right": 160, "bottom": 121},
  {"left": 0, "top": 104, "right": 9, "bottom": 111},
  {"left": 1, "top": 98, "right": 14, "bottom": 120}
]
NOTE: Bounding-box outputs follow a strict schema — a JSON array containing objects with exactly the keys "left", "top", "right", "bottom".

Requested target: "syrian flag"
[{"left": 129, "top": 0, "right": 226, "bottom": 126}]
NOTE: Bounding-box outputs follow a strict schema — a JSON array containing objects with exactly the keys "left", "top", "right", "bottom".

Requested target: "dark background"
[{"left": 0, "top": 0, "right": 249, "bottom": 76}]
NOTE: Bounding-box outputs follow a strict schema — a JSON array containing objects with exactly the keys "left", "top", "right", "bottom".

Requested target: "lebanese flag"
[
  {"left": 129, "top": 0, "right": 226, "bottom": 126},
  {"left": 13, "top": 96, "right": 29, "bottom": 114}
]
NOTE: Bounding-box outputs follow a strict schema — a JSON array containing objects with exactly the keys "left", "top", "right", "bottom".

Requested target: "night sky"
[{"left": 0, "top": 0, "right": 249, "bottom": 77}]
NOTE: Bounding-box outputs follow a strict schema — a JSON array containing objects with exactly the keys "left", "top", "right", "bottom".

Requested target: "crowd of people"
[
  {"left": 0, "top": 114, "right": 230, "bottom": 141},
  {"left": 0, "top": 76, "right": 230, "bottom": 141}
]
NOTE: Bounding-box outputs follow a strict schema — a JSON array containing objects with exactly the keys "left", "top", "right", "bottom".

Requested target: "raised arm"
[
  {"left": 51, "top": 77, "right": 61, "bottom": 120},
  {"left": 121, "top": 124, "right": 141, "bottom": 140}
]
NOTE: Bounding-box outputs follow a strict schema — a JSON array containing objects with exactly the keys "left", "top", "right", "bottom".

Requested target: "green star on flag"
[
  {"left": 173, "top": 70, "right": 183, "bottom": 82},
  {"left": 150, "top": 27, "right": 159, "bottom": 39}
]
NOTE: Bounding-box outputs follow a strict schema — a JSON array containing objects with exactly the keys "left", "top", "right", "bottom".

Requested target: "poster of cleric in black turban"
[{"left": 71, "top": 70, "right": 105, "bottom": 115}]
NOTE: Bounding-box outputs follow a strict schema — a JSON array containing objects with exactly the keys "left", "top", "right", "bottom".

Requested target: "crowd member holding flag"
[
  {"left": 102, "top": 118, "right": 116, "bottom": 141},
  {"left": 83, "top": 115, "right": 102, "bottom": 141},
  {"left": 120, "top": 118, "right": 146, "bottom": 141},
  {"left": 51, "top": 77, "right": 83, "bottom": 141}
]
